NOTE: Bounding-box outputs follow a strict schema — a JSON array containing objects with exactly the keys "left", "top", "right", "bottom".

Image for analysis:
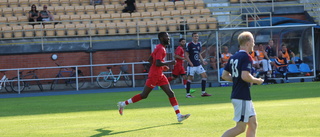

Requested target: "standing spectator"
[
  {"left": 265, "top": 39, "right": 277, "bottom": 60},
  {"left": 219, "top": 46, "right": 233, "bottom": 68},
  {"left": 221, "top": 31, "right": 264, "bottom": 137},
  {"left": 274, "top": 51, "right": 289, "bottom": 83},
  {"left": 28, "top": 4, "right": 41, "bottom": 23},
  {"left": 117, "top": 32, "right": 190, "bottom": 123},
  {"left": 185, "top": 32, "right": 212, "bottom": 97},
  {"left": 281, "top": 43, "right": 295, "bottom": 64},
  {"left": 40, "top": 5, "right": 54, "bottom": 22},
  {"left": 122, "top": 0, "right": 137, "bottom": 13}
]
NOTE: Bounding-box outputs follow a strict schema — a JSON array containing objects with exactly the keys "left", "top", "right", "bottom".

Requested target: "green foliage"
[{"left": 0, "top": 82, "right": 319, "bottom": 137}]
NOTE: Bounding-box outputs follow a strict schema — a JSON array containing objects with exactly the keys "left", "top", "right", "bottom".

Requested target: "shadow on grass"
[{"left": 90, "top": 123, "right": 181, "bottom": 137}]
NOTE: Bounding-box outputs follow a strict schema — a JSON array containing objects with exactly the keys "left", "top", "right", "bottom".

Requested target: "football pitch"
[{"left": 0, "top": 82, "right": 319, "bottom": 137}]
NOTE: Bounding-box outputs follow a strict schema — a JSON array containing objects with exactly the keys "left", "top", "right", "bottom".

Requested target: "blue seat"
[
  {"left": 299, "top": 63, "right": 312, "bottom": 73},
  {"left": 287, "top": 64, "right": 300, "bottom": 73}
]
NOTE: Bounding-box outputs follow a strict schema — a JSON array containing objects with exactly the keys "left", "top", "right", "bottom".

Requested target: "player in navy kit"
[
  {"left": 185, "top": 32, "right": 211, "bottom": 98},
  {"left": 221, "top": 31, "right": 264, "bottom": 137}
]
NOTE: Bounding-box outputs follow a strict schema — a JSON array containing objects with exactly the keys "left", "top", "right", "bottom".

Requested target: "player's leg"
[
  {"left": 198, "top": 66, "right": 211, "bottom": 97},
  {"left": 246, "top": 116, "right": 258, "bottom": 137},
  {"left": 159, "top": 76, "right": 190, "bottom": 122},
  {"left": 186, "top": 66, "right": 195, "bottom": 98},
  {"left": 221, "top": 121, "right": 247, "bottom": 137}
]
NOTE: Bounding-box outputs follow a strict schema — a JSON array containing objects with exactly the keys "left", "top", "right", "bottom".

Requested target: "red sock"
[
  {"left": 169, "top": 97, "right": 180, "bottom": 115},
  {"left": 125, "top": 94, "right": 142, "bottom": 105},
  {"left": 167, "top": 77, "right": 173, "bottom": 82},
  {"left": 183, "top": 79, "right": 187, "bottom": 85}
]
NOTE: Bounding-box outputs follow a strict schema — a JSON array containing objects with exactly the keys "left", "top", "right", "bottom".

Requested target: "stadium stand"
[
  {"left": 86, "top": 23, "right": 95, "bottom": 35},
  {"left": 106, "top": 22, "right": 116, "bottom": 35},
  {"left": 12, "top": 25, "right": 23, "bottom": 38},
  {"left": 44, "top": 24, "right": 55, "bottom": 36},
  {"left": 23, "top": 24, "right": 34, "bottom": 37},
  {"left": 2, "top": 26, "right": 12, "bottom": 38},
  {"left": 96, "top": 23, "right": 106, "bottom": 35},
  {"left": 91, "top": 14, "right": 101, "bottom": 24},
  {"left": 75, "top": 6, "right": 85, "bottom": 15},
  {"left": 55, "top": 24, "right": 65, "bottom": 36}
]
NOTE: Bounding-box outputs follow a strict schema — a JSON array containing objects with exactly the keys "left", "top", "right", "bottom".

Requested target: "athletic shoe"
[
  {"left": 186, "top": 95, "right": 194, "bottom": 98},
  {"left": 178, "top": 114, "right": 191, "bottom": 122},
  {"left": 190, "top": 89, "right": 196, "bottom": 93},
  {"left": 201, "top": 92, "right": 212, "bottom": 97},
  {"left": 117, "top": 102, "right": 125, "bottom": 116}
]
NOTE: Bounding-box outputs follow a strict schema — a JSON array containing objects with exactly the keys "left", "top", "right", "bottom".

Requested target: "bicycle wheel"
[
  {"left": 70, "top": 73, "right": 85, "bottom": 89},
  {"left": 50, "top": 77, "right": 59, "bottom": 90},
  {"left": 4, "top": 80, "right": 13, "bottom": 92},
  {"left": 122, "top": 74, "right": 132, "bottom": 87},
  {"left": 96, "top": 72, "right": 113, "bottom": 89},
  {"left": 10, "top": 77, "right": 25, "bottom": 93}
]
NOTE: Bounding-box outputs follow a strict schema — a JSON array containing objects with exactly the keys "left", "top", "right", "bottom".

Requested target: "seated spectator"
[
  {"left": 28, "top": 4, "right": 42, "bottom": 23},
  {"left": 91, "top": 0, "right": 103, "bottom": 5},
  {"left": 122, "top": 0, "right": 136, "bottom": 13},
  {"left": 256, "top": 43, "right": 272, "bottom": 77},
  {"left": 40, "top": 5, "right": 54, "bottom": 22},
  {"left": 281, "top": 43, "right": 295, "bottom": 64},
  {"left": 274, "top": 51, "right": 289, "bottom": 83},
  {"left": 249, "top": 45, "right": 260, "bottom": 75},
  {"left": 209, "top": 46, "right": 217, "bottom": 70},
  {"left": 219, "top": 46, "right": 232, "bottom": 68}
]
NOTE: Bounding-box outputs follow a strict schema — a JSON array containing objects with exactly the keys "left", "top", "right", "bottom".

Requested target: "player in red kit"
[
  {"left": 167, "top": 38, "right": 195, "bottom": 93},
  {"left": 117, "top": 32, "right": 191, "bottom": 122}
]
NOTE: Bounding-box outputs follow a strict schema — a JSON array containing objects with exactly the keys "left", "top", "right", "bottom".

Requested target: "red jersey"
[
  {"left": 175, "top": 45, "right": 184, "bottom": 65},
  {"left": 149, "top": 44, "right": 166, "bottom": 77}
]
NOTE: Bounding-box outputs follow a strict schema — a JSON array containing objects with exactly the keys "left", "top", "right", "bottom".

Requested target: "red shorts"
[
  {"left": 172, "top": 64, "right": 186, "bottom": 76},
  {"left": 145, "top": 74, "right": 169, "bottom": 88}
]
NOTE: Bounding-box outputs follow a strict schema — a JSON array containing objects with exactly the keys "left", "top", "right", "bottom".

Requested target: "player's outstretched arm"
[{"left": 241, "top": 71, "right": 264, "bottom": 85}]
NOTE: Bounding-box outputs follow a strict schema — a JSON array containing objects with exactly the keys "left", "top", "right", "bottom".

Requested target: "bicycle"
[
  {"left": 51, "top": 63, "right": 85, "bottom": 90},
  {"left": 0, "top": 71, "right": 12, "bottom": 92},
  {"left": 10, "top": 69, "right": 43, "bottom": 92},
  {"left": 96, "top": 64, "right": 132, "bottom": 89}
]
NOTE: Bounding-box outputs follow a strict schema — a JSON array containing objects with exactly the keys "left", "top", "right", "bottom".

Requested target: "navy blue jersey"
[
  {"left": 224, "top": 50, "right": 253, "bottom": 100},
  {"left": 186, "top": 41, "right": 202, "bottom": 66}
]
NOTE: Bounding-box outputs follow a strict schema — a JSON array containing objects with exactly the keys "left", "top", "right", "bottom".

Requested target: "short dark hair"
[
  {"left": 192, "top": 32, "right": 198, "bottom": 37},
  {"left": 158, "top": 32, "right": 167, "bottom": 40},
  {"left": 179, "top": 38, "right": 185, "bottom": 42}
]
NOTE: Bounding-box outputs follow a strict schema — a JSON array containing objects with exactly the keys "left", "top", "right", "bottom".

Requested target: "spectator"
[
  {"left": 28, "top": 4, "right": 42, "bottom": 23},
  {"left": 281, "top": 43, "right": 295, "bottom": 64},
  {"left": 40, "top": 5, "right": 54, "bottom": 22},
  {"left": 91, "top": 0, "right": 102, "bottom": 6},
  {"left": 219, "top": 46, "right": 232, "bottom": 68},
  {"left": 249, "top": 45, "right": 260, "bottom": 76},
  {"left": 209, "top": 46, "right": 218, "bottom": 70},
  {"left": 256, "top": 43, "right": 272, "bottom": 78},
  {"left": 265, "top": 39, "right": 277, "bottom": 60},
  {"left": 274, "top": 51, "right": 289, "bottom": 83},
  {"left": 122, "top": 0, "right": 136, "bottom": 13}
]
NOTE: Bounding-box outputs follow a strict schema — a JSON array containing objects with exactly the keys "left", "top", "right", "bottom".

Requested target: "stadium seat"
[
  {"left": 65, "top": 24, "right": 75, "bottom": 36},
  {"left": 55, "top": 24, "right": 65, "bottom": 36},
  {"left": 180, "top": 9, "right": 191, "bottom": 20},
  {"left": 60, "top": 0, "right": 70, "bottom": 7},
  {"left": 106, "top": 22, "right": 116, "bottom": 35},
  {"left": 190, "top": 9, "right": 201, "bottom": 19},
  {"left": 114, "top": 4, "right": 124, "bottom": 13},
  {"left": 18, "top": 16, "right": 28, "bottom": 26},
  {"left": 111, "top": 13, "right": 121, "bottom": 23},
  {"left": 187, "top": 18, "right": 197, "bottom": 30},
  {"left": 34, "top": 24, "right": 44, "bottom": 37},
  {"left": 95, "top": 5, "right": 105, "bottom": 14},
  {"left": 141, "top": 12, "right": 151, "bottom": 22},
  {"left": 197, "top": 18, "right": 207, "bottom": 30},
  {"left": 155, "top": 2, "right": 165, "bottom": 11},
  {"left": 7, "top": 17, "right": 18, "bottom": 27},
  {"left": 44, "top": 24, "right": 55, "bottom": 36},
  {"left": 2, "top": 26, "right": 12, "bottom": 38},
  {"left": 0, "top": 0, "right": 8, "bottom": 8},
  {"left": 166, "top": 20, "right": 177, "bottom": 31},
  {"left": 145, "top": 3, "right": 155, "bottom": 12},
  {"left": 195, "top": 0, "right": 205, "bottom": 9},
  {"left": 109, "top": 0, "right": 119, "bottom": 5},
  {"left": 76, "top": 23, "right": 86, "bottom": 36},
  {"left": 0, "top": 17, "right": 7, "bottom": 28},
  {"left": 18, "top": 0, "right": 29, "bottom": 8},
  {"left": 91, "top": 14, "right": 101, "bottom": 24},
  {"left": 150, "top": 0, "right": 158, "bottom": 3},
  {"left": 52, "top": 15, "right": 60, "bottom": 22},
  {"left": 161, "top": 10, "right": 171, "bottom": 20},
  {"left": 101, "top": 14, "right": 111, "bottom": 24},
  {"left": 70, "top": 14, "right": 80, "bottom": 24},
  {"left": 157, "top": 20, "right": 167, "bottom": 32},
  {"left": 174, "top": 1, "right": 184, "bottom": 10},
  {"left": 50, "top": 0, "right": 60, "bottom": 7},
  {"left": 8, "top": 0, "right": 19, "bottom": 7},
  {"left": 184, "top": 1, "right": 194, "bottom": 10},
  {"left": 75, "top": 6, "right": 85, "bottom": 15},
  {"left": 60, "top": 15, "right": 71, "bottom": 24},
  {"left": 69, "top": 0, "right": 79, "bottom": 6},
  {"left": 288, "top": 64, "right": 301, "bottom": 73},
  {"left": 12, "top": 25, "right": 23, "bottom": 38},
  {"left": 86, "top": 23, "right": 96, "bottom": 35},
  {"left": 164, "top": 2, "right": 174, "bottom": 11},
  {"left": 126, "top": 21, "right": 136, "bottom": 34},
  {"left": 140, "top": 0, "right": 149, "bottom": 3},
  {"left": 23, "top": 25, "right": 34, "bottom": 37},
  {"left": 65, "top": 6, "right": 75, "bottom": 15},
  {"left": 105, "top": 4, "right": 115, "bottom": 14},
  {"left": 96, "top": 23, "right": 106, "bottom": 35},
  {"left": 137, "top": 21, "right": 147, "bottom": 34},
  {"left": 55, "top": 6, "right": 65, "bottom": 15},
  {"left": 151, "top": 11, "right": 161, "bottom": 21},
  {"left": 171, "top": 10, "right": 181, "bottom": 21},
  {"left": 147, "top": 21, "right": 157, "bottom": 33},
  {"left": 80, "top": 0, "right": 90, "bottom": 6},
  {"left": 299, "top": 63, "right": 312, "bottom": 73},
  {"left": 207, "top": 17, "right": 217, "bottom": 29},
  {"left": 85, "top": 5, "right": 95, "bottom": 15},
  {"left": 3, "top": 8, "right": 13, "bottom": 17},
  {"left": 200, "top": 8, "right": 211, "bottom": 15},
  {"left": 81, "top": 14, "right": 91, "bottom": 24},
  {"left": 117, "top": 22, "right": 127, "bottom": 35},
  {"left": 40, "top": 0, "right": 49, "bottom": 6},
  {"left": 131, "top": 12, "right": 141, "bottom": 21},
  {"left": 29, "top": 0, "right": 38, "bottom": 6},
  {"left": 135, "top": 3, "right": 145, "bottom": 12},
  {"left": 121, "top": 13, "right": 131, "bottom": 22}
]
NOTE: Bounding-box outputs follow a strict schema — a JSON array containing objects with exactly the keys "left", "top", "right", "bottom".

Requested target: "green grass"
[{"left": 0, "top": 82, "right": 320, "bottom": 137}]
